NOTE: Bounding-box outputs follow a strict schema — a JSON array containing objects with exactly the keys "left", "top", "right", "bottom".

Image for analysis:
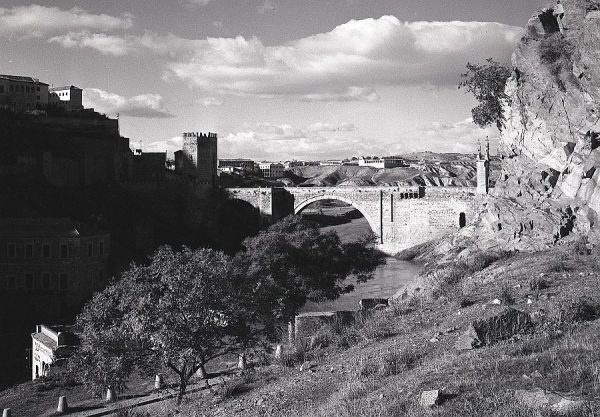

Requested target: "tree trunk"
[{"left": 177, "top": 376, "right": 187, "bottom": 405}]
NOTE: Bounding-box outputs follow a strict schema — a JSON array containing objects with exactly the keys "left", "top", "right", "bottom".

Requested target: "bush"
[
  {"left": 547, "top": 254, "right": 570, "bottom": 272},
  {"left": 529, "top": 276, "right": 551, "bottom": 291},
  {"left": 214, "top": 377, "right": 250, "bottom": 399},
  {"left": 560, "top": 297, "right": 600, "bottom": 324},
  {"left": 379, "top": 348, "right": 423, "bottom": 376},
  {"left": 500, "top": 285, "right": 515, "bottom": 305}
]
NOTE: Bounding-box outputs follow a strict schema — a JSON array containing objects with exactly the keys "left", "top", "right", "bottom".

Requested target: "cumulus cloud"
[
  {"left": 35, "top": 13, "right": 523, "bottom": 102},
  {"left": 164, "top": 17, "right": 523, "bottom": 99},
  {"left": 83, "top": 88, "right": 175, "bottom": 118},
  {"left": 198, "top": 96, "right": 223, "bottom": 106},
  {"left": 0, "top": 5, "right": 132, "bottom": 38},
  {"left": 145, "top": 136, "right": 183, "bottom": 155},
  {"left": 49, "top": 32, "right": 131, "bottom": 56}
]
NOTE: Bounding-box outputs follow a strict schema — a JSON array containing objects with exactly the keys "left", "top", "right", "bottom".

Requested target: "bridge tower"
[{"left": 476, "top": 137, "right": 490, "bottom": 194}]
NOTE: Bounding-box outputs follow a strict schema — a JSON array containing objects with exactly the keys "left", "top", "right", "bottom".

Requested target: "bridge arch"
[{"left": 294, "top": 195, "right": 380, "bottom": 241}]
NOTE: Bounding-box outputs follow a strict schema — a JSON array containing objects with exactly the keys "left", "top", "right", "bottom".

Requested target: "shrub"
[
  {"left": 214, "top": 378, "right": 249, "bottom": 399},
  {"left": 547, "top": 254, "right": 570, "bottom": 272},
  {"left": 529, "top": 276, "right": 551, "bottom": 291},
  {"left": 500, "top": 285, "right": 515, "bottom": 305},
  {"left": 379, "top": 347, "right": 423, "bottom": 376},
  {"left": 560, "top": 297, "right": 600, "bottom": 324},
  {"left": 276, "top": 340, "right": 309, "bottom": 368}
]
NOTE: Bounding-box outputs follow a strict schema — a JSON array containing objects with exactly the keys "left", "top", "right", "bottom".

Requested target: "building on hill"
[
  {"left": 0, "top": 74, "right": 49, "bottom": 111},
  {"left": 0, "top": 110, "right": 133, "bottom": 187},
  {"left": 218, "top": 158, "right": 255, "bottom": 172},
  {"left": 259, "top": 162, "right": 284, "bottom": 178},
  {"left": 48, "top": 85, "right": 83, "bottom": 111},
  {"left": 175, "top": 132, "right": 218, "bottom": 186},
  {"left": 0, "top": 218, "right": 110, "bottom": 306},
  {"left": 31, "top": 324, "right": 78, "bottom": 380},
  {"left": 358, "top": 156, "right": 407, "bottom": 169}
]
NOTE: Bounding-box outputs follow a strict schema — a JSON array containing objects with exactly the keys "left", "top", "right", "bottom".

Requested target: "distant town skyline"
[{"left": 0, "top": 0, "right": 548, "bottom": 159}]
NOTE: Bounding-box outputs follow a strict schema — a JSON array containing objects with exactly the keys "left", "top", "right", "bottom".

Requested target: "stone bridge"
[{"left": 226, "top": 186, "right": 485, "bottom": 254}]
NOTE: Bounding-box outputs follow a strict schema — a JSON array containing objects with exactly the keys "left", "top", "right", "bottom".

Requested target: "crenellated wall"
[{"left": 227, "top": 186, "right": 485, "bottom": 255}]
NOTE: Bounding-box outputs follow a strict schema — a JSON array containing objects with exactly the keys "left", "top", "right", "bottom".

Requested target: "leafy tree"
[
  {"left": 459, "top": 58, "right": 511, "bottom": 131},
  {"left": 69, "top": 217, "right": 384, "bottom": 402},
  {"left": 70, "top": 247, "right": 239, "bottom": 402},
  {"left": 229, "top": 216, "right": 386, "bottom": 341}
]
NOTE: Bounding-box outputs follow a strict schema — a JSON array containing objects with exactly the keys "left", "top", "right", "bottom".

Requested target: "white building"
[
  {"left": 358, "top": 157, "right": 407, "bottom": 169},
  {"left": 31, "top": 324, "right": 78, "bottom": 380},
  {"left": 49, "top": 85, "right": 83, "bottom": 110},
  {"left": 259, "top": 162, "right": 284, "bottom": 178}
]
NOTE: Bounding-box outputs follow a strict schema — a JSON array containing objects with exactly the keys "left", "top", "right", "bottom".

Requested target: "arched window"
[{"left": 459, "top": 212, "right": 466, "bottom": 228}]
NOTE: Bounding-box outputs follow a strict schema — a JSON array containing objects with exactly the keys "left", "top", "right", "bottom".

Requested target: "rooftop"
[
  {"left": 0, "top": 74, "right": 48, "bottom": 85},
  {"left": 49, "top": 85, "right": 82, "bottom": 92},
  {"left": 0, "top": 218, "right": 107, "bottom": 238}
]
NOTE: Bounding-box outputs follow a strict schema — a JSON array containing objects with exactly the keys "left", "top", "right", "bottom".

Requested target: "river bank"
[{"left": 301, "top": 214, "right": 423, "bottom": 313}]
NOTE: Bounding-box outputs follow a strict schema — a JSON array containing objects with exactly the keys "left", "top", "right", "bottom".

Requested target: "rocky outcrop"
[
  {"left": 482, "top": 0, "right": 600, "bottom": 249},
  {"left": 454, "top": 307, "right": 531, "bottom": 350}
]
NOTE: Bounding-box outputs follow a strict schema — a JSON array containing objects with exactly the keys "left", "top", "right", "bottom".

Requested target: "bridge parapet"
[{"left": 225, "top": 186, "right": 485, "bottom": 255}]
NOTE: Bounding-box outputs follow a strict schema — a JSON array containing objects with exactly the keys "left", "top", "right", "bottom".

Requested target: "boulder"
[
  {"left": 456, "top": 307, "right": 531, "bottom": 350},
  {"left": 419, "top": 390, "right": 445, "bottom": 408},
  {"left": 515, "top": 388, "right": 586, "bottom": 415}
]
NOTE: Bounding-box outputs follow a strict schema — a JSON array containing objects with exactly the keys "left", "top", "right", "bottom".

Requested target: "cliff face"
[{"left": 478, "top": 0, "right": 600, "bottom": 250}]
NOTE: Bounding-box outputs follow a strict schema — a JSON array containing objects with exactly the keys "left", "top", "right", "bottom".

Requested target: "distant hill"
[{"left": 287, "top": 154, "right": 501, "bottom": 187}]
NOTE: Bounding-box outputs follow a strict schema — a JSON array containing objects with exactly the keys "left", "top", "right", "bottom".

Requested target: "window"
[
  {"left": 7, "top": 277, "right": 15, "bottom": 290},
  {"left": 34, "top": 276, "right": 41, "bottom": 290},
  {"left": 7, "top": 243, "right": 16, "bottom": 258},
  {"left": 59, "top": 274, "right": 68, "bottom": 290},
  {"left": 36, "top": 86, "right": 40, "bottom": 92},
  {"left": 9, "top": 85, "right": 13, "bottom": 92},
  {"left": 42, "top": 244, "right": 50, "bottom": 258},
  {"left": 25, "top": 274, "right": 33, "bottom": 290},
  {"left": 60, "top": 244, "right": 68, "bottom": 258},
  {"left": 25, "top": 244, "right": 33, "bottom": 258},
  {"left": 99, "top": 240, "right": 104, "bottom": 256},
  {"left": 20, "top": 85, "right": 24, "bottom": 93},
  {"left": 0, "top": 85, "right": 3, "bottom": 93},
  {"left": 42, "top": 273, "right": 50, "bottom": 290},
  {"left": 0, "top": 278, "right": 5, "bottom": 290},
  {"left": 88, "top": 243, "right": 93, "bottom": 257},
  {"left": 459, "top": 213, "right": 466, "bottom": 228}
]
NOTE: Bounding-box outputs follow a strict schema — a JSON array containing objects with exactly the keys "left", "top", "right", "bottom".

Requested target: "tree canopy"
[
  {"left": 459, "top": 58, "right": 511, "bottom": 131},
  {"left": 69, "top": 216, "right": 384, "bottom": 401}
]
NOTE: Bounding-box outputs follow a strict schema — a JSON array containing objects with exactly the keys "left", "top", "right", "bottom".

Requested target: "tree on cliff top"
[
  {"left": 69, "top": 217, "right": 384, "bottom": 402},
  {"left": 459, "top": 58, "right": 511, "bottom": 131}
]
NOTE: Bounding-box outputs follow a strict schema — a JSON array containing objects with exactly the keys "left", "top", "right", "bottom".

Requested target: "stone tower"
[
  {"left": 476, "top": 137, "right": 490, "bottom": 194},
  {"left": 179, "top": 132, "right": 218, "bottom": 186}
]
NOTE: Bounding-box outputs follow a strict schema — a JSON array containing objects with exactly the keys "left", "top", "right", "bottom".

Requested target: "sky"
[{"left": 0, "top": 0, "right": 548, "bottom": 160}]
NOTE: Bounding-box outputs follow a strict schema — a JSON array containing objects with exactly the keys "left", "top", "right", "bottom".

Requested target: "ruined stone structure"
[{"left": 227, "top": 186, "right": 484, "bottom": 254}]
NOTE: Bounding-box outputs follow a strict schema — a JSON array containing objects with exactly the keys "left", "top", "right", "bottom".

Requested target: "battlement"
[{"left": 183, "top": 132, "right": 218, "bottom": 139}]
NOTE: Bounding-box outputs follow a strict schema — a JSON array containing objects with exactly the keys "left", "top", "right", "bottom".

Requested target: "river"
[{"left": 301, "top": 215, "right": 422, "bottom": 313}]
